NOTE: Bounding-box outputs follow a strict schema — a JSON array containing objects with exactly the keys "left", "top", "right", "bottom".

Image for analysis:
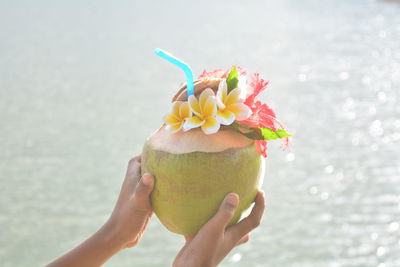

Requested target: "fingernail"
[
  {"left": 142, "top": 174, "right": 152, "bottom": 186},
  {"left": 227, "top": 193, "right": 239, "bottom": 207}
]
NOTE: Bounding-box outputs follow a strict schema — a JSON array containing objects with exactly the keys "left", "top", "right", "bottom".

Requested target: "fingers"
[
  {"left": 203, "top": 193, "right": 239, "bottom": 232},
  {"left": 184, "top": 236, "right": 194, "bottom": 243},
  {"left": 226, "top": 191, "right": 265, "bottom": 244},
  {"left": 178, "top": 194, "right": 239, "bottom": 265},
  {"left": 235, "top": 234, "right": 249, "bottom": 246},
  {"left": 128, "top": 155, "right": 141, "bottom": 168},
  {"left": 126, "top": 156, "right": 142, "bottom": 185},
  {"left": 134, "top": 155, "right": 142, "bottom": 163},
  {"left": 132, "top": 173, "right": 155, "bottom": 212}
]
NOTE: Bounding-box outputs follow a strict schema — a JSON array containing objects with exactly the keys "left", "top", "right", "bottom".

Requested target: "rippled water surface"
[{"left": 1, "top": 0, "right": 400, "bottom": 266}]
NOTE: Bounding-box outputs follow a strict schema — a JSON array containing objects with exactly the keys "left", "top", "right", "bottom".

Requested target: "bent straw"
[{"left": 154, "top": 48, "right": 194, "bottom": 97}]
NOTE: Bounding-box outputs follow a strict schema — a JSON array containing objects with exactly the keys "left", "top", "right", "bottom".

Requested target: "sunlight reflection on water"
[{"left": 0, "top": 0, "right": 399, "bottom": 266}]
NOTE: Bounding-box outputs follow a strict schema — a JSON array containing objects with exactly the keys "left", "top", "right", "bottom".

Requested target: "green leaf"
[
  {"left": 229, "top": 122, "right": 292, "bottom": 141},
  {"left": 260, "top": 127, "right": 292, "bottom": 140},
  {"left": 226, "top": 66, "right": 239, "bottom": 93},
  {"left": 231, "top": 123, "right": 264, "bottom": 140}
]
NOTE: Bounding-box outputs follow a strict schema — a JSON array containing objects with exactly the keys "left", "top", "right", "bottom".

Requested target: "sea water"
[{"left": 0, "top": 0, "right": 399, "bottom": 266}]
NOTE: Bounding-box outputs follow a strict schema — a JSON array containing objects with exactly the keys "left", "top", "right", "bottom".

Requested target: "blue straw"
[{"left": 154, "top": 48, "right": 194, "bottom": 97}]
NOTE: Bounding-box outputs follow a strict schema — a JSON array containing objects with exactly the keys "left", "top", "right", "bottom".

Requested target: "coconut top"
[
  {"left": 149, "top": 125, "right": 253, "bottom": 154},
  {"left": 172, "top": 78, "right": 222, "bottom": 102}
]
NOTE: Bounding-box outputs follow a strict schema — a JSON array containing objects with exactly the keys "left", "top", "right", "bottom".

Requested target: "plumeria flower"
[
  {"left": 183, "top": 88, "right": 220, "bottom": 135},
  {"left": 164, "top": 101, "right": 191, "bottom": 133},
  {"left": 215, "top": 80, "right": 252, "bottom": 125}
]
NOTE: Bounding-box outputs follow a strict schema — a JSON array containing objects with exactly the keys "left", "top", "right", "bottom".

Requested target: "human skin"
[
  {"left": 46, "top": 156, "right": 265, "bottom": 267},
  {"left": 173, "top": 191, "right": 265, "bottom": 267},
  {"left": 46, "top": 156, "right": 154, "bottom": 267}
]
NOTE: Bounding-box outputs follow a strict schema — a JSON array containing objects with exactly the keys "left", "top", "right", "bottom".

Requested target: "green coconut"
[{"left": 141, "top": 78, "right": 264, "bottom": 237}]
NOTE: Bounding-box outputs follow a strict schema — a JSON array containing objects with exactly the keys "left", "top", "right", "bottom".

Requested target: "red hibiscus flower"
[
  {"left": 198, "top": 68, "right": 289, "bottom": 157},
  {"left": 198, "top": 66, "right": 247, "bottom": 79}
]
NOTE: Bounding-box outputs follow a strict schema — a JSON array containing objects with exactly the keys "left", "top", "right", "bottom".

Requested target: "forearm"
[
  {"left": 46, "top": 160, "right": 154, "bottom": 267},
  {"left": 47, "top": 222, "right": 123, "bottom": 267}
]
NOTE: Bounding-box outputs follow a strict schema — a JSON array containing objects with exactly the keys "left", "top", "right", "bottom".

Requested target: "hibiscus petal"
[
  {"left": 216, "top": 109, "right": 235, "bottom": 125},
  {"left": 216, "top": 80, "right": 228, "bottom": 109},
  {"left": 198, "top": 69, "right": 226, "bottom": 79},
  {"left": 199, "top": 88, "right": 215, "bottom": 110},
  {"left": 165, "top": 122, "right": 182, "bottom": 133},
  {"left": 164, "top": 114, "right": 180, "bottom": 125},
  {"left": 183, "top": 116, "right": 204, "bottom": 131},
  {"left": 228, "top": 103, "right": 252, "bottom": 121},
  {"left": 198, "top": 67, "right": 246, "bottom": 79},
  {"left": 226, "top": 88, "right": 241, "bottom": 106},
  {"left": 244, "top": 73, "right": 269, "bottom": 107},
  {"left": 241, "top": 101, "right": 276, "bottom": 128},
  {"left": 179, "top": 101, "right": 191, "bottom": 119},
  {"left": 188, "top": 95, "right": 201, "bottom": 117},
  {"left": 201, "top": 117, "right": 220, "bottom": 135},
  {"left": 203, "top": 97, "right": 217, "bottom": 118}
]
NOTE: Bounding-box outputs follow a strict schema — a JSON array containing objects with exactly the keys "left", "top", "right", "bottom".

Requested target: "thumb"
[
  {"left": 133, "top": 173, "right": 154, "bottom": 212},
  {"left": 206, "top": 193, "right": 239, "bottom": 231}
]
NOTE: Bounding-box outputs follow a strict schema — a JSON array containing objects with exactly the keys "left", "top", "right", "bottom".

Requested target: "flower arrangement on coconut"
[
  {"left": 164, "top": 66, "right": 290, "bottom": 157},
  {"left": 141, "top": 49, "right": 291, "bottom": 237}
]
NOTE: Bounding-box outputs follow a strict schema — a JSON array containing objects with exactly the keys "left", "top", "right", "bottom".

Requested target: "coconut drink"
[{"left": 141, "top": 49, "right": 290, "bottom": 237}]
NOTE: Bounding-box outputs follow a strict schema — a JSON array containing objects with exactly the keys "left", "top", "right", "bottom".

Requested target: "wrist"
[{"left": 97, "top": 219, "right": 128, "bottom": 253}]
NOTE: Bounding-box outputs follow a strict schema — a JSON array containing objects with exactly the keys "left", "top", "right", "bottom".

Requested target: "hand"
[
  {"left": 47, "top": 155, "right": 155, "bottom": 267},
  {"left": 173, "top": 191, "right": 265, "bottom": 267},
  {"left": 104, "top": 155, "right": 155, "bottom": 248}
]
